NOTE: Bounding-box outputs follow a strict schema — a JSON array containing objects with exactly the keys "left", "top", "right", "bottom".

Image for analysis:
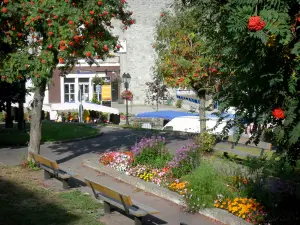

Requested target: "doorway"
[
  {"left": 78, "top": 78, "right": 89, "bottom": 102},
  {"left": 111, "top": 79, "right": 119, "bottom": 102}
]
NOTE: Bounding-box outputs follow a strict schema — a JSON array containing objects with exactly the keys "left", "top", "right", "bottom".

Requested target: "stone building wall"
[{"left": 113, "top": 0, "right": 173, "bottom": 105}]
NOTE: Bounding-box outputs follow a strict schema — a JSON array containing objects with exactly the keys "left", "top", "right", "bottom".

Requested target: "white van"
[{"left": 162, "top": 116, "right": 233, "bottom": 134}]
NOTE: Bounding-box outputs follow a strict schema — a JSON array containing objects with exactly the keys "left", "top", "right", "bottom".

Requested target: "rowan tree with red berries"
[
  {"left": 0, "top": 0, "right": 134, "bottom": 155},
  {"left": 154, "top": 12, "right": 222, "bottom": 132},
  {"left": 175, "top": 0, "right": 300, "bottom": 164}
]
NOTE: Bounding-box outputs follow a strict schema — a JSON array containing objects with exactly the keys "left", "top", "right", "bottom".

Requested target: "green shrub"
[
  {"left": 169, "top": 143, "right": 201, "bottom": 178},
  {"left": 183, "top": 161, "right": 236, "bottom": 211},
  {"left": 0, "top": 112, "right": 5, "bottom": 122},
  {"left": 99, "top": 112, "right": 108, "bottom": 122},
  {"left": 175, "top": 99, "right": 183, "bottom": 108},
  {"left": 194, "top": 132, "right": 216, "bottom": 153},
  {"left": 131, "top": 136, "right": 171, "bottom": 168}
]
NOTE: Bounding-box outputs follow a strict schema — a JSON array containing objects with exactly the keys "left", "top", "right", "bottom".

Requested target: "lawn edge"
[
  {"left": 0, "top": 132, "right": 104, "bottom": 147},
  {"left": 82, "top": 158, "right": 252, "bottom": 225}
]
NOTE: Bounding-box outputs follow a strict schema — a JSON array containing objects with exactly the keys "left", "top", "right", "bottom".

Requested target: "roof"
[
  {"left": 136, "top": 110, "right": 199, "bottom": 120},
  {"left": 136, "top": 110, "right": 235, "bottom": 120}
]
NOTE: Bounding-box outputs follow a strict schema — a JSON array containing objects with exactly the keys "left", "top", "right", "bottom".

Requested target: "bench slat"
[
  {"left": 132, "top": 200, "right": 160, "bottom": 214},
  {"left": 99, "top": 193, "right": 148, "bottom": 217},
  {"left": 85, "top": 178, "right": 133, "bottom": 207},
  {"left": 29, "top": 152, "right": 60, "bottom": 169},
  {"left": 40, "top": 165, "right": 71, "bottom": 179}
]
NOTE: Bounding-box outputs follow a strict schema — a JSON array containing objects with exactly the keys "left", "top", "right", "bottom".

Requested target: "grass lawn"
[
  {"left": 0, "top": 165, "right": 104, "bottom": 225},
  {"left": 0, "top": 121, "right": 99, "bottom": 146}
]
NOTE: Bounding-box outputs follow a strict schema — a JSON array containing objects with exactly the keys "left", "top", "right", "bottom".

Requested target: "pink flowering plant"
[
  {"left": 99, "top": 151, "right": 133, "bottom": 172},
  {"left": 169, "top": 143, "right": 201, "bottom": 178}
]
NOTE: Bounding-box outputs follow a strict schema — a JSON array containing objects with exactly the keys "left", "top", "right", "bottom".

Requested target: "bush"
[
  {"left": 241, "top": 155, "right": 300, "bottom": 224},
  {"left": 194, "top": 132, "right": 216, "bottom": 153},
  {"left": 0, "top": 112, "right": 5, "bottom": 122},
  {"left": 131, "top": 136, "right": 171, "bottom": 168},
  {"left": 168, "top": 143, "right": 201, "bottom": 178},
  {"left": 175, "top": 99, "right": 183, "bottom": 108},
  {"left": 183, "top": 161, "right": 235, "bottom": 211}
]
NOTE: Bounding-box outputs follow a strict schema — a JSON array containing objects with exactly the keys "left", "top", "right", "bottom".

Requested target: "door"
[
  {"left": 111, "top": 79, "right": 119, "bottom": 102},
  {"left": 79, "top": 83, "right": 89, "bottom": 102}
]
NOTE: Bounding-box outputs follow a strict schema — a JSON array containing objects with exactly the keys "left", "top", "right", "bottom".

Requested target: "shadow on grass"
[{"left": 0, "top": 178, "right": 80, "bottom": 225}]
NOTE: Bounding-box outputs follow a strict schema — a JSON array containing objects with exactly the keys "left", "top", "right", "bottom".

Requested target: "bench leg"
[
  {"left": 104, "top": 201, "right": 111, "bottom": 214},
  {"left": 44, "top": 170, "right": 51, "bottom": 180},
  {"left": 134, "top": 217, "right": 143, "bottom": 225},
  {"left": 62, "top": 179, "right": 69, "bottom": 189}
]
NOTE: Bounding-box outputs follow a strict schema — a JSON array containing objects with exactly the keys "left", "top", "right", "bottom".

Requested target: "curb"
[{"left": 82, "top": 158, "right": 252, "bottom": 225}]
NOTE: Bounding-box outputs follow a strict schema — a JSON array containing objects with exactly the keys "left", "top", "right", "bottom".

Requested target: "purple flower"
[
  {"left": 169, "top": 143, "right": 199, "bottom": 168},
  {"left": 131, "top": 136, "right": 166, "bottom": 156}
]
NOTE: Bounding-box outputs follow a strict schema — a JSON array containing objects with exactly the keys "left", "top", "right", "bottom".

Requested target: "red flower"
[
  {"left": 248, "top": 16, "right": 266, "bottom": 31},
  {"left": 2, "top": 7, "right": 8, "bottom": 13},
  {"left": 103, "top": 45, "right": 109, "bottom": 51},
  {"left": 86, "top": 51, "right": 91, "bottom": 57},
  {"left": 121, "top": 0, "right": 126, "bottom": 4},
  {"left": 98, "top": 1, "right": 103, "bottom": 6},
  {"left": 59, "top": 57, "right": 64, "bottom": 63},
  {"left": 90, "top": 10, "right": 94, "bottom": 15},
  {"left": 272, "top": 108, "right": 285, "bottom": 119}
]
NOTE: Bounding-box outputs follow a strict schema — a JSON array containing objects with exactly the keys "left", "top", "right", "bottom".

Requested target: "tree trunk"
[
  {"left": 199, "top": 95, "right": 206, "bottom": 133},
  {"left": 28, "top": 82, "right": 46, "bottom": 155},
  {"left": 18, "top": 100, "right": 25, "bottom": 130},
  {"left": 5, "top": 100, "right": 13, "bottom": 128}
]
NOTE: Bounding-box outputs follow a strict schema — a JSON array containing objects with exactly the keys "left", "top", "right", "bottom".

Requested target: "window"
[{"left": 64, "top": 78, "right": 75, "bottom": 103}]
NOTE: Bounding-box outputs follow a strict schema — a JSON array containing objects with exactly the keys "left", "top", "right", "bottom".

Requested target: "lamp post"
[{"left": 122, "top": 72, "right": 131, "bottom": 126}]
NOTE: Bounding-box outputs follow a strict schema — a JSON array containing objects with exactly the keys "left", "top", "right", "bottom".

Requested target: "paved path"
[{"left": 0, "top": 126, "right": 221, "bottom": 225}]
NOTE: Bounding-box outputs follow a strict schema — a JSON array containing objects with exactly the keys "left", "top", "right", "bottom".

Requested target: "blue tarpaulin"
[
  {"left": 136, "top": 110, "right": 199, "bottom": 120},
  {"left": 136, "top": 110, "right": 235, "bottom": 120}
]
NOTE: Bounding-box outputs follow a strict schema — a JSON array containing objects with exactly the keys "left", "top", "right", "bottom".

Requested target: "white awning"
[
  {"left": 82, "top": 102, "right": 119, "bottom": 115},
  {"left": 49, "top": 102, "right": 119, "bottom": 115},
  {"left": 50, "top": 103, "right": 79, "bottom": 112}
]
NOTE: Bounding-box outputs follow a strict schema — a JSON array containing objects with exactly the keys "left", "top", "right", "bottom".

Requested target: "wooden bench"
[
  {"left": 85, "top": 178, "right": 160, "bottom": 225},
  {"left": 226, "top": 136, "right": 272, "bottom": 157},
  {"left": 29, "top": 152, "right": 78, "bottom": 189}
]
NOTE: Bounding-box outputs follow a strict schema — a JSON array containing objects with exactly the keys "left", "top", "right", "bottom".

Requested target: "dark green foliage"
[{"left": 174, "top": 0, "right": 300, "bottom": 162}]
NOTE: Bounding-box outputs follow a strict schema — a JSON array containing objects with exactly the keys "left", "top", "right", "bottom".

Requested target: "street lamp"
[{"left": 122, "top": 72, "right": 131, "bottom": 125}]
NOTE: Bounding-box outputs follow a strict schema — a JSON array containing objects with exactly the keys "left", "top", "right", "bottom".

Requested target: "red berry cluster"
[
  {"left": 272, "top": 108, "right": 285, "bottom": 119},
  {"left": 248, "top": 16, "right": 266, "bottom": 31}
]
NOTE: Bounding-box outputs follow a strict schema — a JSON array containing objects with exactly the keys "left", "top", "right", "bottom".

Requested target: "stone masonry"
[{"left": 112, "top": 0, "right": 174, "bottom": 105}]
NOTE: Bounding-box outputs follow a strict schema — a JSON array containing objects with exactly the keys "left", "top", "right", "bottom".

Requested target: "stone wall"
[{"left": 112, "top": 0, "right": 173, "bottom": 105}]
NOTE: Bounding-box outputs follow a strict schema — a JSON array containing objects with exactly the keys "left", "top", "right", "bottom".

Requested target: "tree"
[
  {"left": 0, "top": 0, "right": 133, "bottom": 155},
  {"left": 178, "top": 0, "right": 300, "bottom": 162},
  {"left": 145, "top": 77, "right": 173, "bottom": 111},
  {"left": 154, "top": 10, "right": 221, "bottom": 132}
]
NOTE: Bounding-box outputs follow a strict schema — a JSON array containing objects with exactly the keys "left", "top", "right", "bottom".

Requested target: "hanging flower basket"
[
  {"left": 92, "top": 76, "right": 104, "bottom": 85},
  {"left": 121, "top": 90, "right": 133, "bottom": 101}
]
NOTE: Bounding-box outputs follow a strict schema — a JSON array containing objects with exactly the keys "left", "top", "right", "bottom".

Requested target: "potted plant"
[
  {"left": 121, "top": 90, "right": 133, "bottom": 101},
  {"left": 92, "top": 76, "right": 104, "bottom": 85}
]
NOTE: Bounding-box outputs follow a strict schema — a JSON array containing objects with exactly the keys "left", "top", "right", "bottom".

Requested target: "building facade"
[{"left": 24, "top": 0, "right": 174, "bottom": 108}]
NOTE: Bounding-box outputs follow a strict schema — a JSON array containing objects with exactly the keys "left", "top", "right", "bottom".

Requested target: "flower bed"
[
  {"left": 214, "top": 195, "right": 267, "bottom": 224},
  {"left": 98, "top": 136, "right": 269, "bottom": 224}
]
